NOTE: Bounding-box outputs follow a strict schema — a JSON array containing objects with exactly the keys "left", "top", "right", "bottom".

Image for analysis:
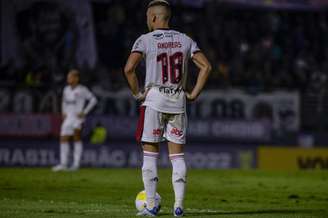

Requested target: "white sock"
[
  {"left": 170, "top": 153, "right": 186, "bottom": 209},
  {"left": 142, "top": 151, "right": 159, "bottom": 209},
  {"left": 73, "top": 141, "right": 83, "bottom": 168},
  {"left": 60, "top": 142, "right": 69, "bottom": 166}
]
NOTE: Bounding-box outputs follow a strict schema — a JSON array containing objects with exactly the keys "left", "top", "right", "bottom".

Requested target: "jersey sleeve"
[
  {"left": 82, "top": 87, "right": 97, "bottom": 115},
  {"left": 61, "top": 87, "right": 67, "bottom": 114},
  {"left": 190, "top": 39, "right": 201, "bottom": 57},
  {"left": 82, "top": 86, "right": 94, "bottom": 100},
  {"left": 131, "top": 35, "right": 146, "bottom": 54}
]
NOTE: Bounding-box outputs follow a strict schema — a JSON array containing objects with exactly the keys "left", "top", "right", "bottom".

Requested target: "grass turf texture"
[{"left": 0, "top": 169, "right": 327, "bottom": 218}]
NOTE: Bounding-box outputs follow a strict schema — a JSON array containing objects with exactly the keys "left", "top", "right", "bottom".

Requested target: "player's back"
[{"left": 132, "top": 29, "right": 200, "bottom": 113}]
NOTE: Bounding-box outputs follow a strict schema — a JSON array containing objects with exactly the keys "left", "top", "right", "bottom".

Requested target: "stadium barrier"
[
  {"left": 258, "top": 146, "right": 328, "bottom": 170},
  {"left": 0, "top": 141, "right": 257, "bottom": 169},
  {"left": 3, "top": 142, "right": 328, "bottom": 170},
  {"left": 0, "top": 114, "right": 271, "bottom": 141},
  {"left": 0, "top": 89, "right": 300, "bottom": 132},
  {"left": 219, "top": 0, "right": 328, "bottom": 9}
]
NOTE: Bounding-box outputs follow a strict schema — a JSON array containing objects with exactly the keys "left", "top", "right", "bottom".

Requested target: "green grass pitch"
[{"left": 0, "top": 168, "right": 327, "bottom": 218}]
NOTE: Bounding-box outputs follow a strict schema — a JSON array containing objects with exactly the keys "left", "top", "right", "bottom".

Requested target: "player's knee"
[
  {"left": 73, "top": 136, "right": 81, "bottom": 141},
  {"left": 60, "top": 136, "right": 70, "bottom": 143},
  {"left": 73, "top": 130, "right": 81, "bottom": 141}
]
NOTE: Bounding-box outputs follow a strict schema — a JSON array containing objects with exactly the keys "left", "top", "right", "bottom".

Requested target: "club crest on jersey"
[{"left": 153, "top": 33, "right": 164, "bottom": 40}]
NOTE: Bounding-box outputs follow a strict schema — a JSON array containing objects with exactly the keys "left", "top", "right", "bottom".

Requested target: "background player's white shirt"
[
  {"left": 62, "top": 84, "right": 97, "bottom": 117},
  {"left": 131, "top": 29, "right": 200, "bottom": 113}
]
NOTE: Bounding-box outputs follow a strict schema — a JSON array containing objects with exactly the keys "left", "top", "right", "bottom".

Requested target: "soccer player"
[
  {"left": 52, "top": 69, "right": 97, "bottom": 172},
  {"left": 124, "top": 0, "right": 211, "bottom": 216}
]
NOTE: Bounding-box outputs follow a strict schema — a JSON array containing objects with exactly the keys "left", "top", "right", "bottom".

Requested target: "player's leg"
[
  {"left": 142, "top": 143, "right": 160, "bottom": 211},
  {"left": 71, "top": 128, "right": 83, "bottom": 171},
  {"left": 168, "top": 142, "right": 186, "bottom": 217},
  {"left": 136, "top": 106, "right": 163, "bottom": 216},
  {"left": 166, "top": 113, "right": 187, "bottom": 217},
  {"left": 52, "top": 119, "right": 72, "bottom": 171}
]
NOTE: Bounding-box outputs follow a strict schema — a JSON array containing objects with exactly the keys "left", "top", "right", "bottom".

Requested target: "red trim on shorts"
[{"left": 135, "top": 106, "right": 146, "bottom": 143}]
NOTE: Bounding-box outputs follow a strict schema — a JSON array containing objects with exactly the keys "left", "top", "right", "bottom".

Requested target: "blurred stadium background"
[{"left": 1, "top": 0, "right": 328, "bottom": 171}]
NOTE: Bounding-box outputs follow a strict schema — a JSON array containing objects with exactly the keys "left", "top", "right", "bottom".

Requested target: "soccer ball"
[{"left": 135, "top": 190, "right": 161, "bottom": 211}]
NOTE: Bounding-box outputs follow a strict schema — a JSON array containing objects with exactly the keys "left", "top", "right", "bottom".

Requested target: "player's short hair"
[
  {"left": 147, "top": 0, "right": 170, "bottom": 9},
  {"left": 147, "top": 0, "right": 171, "bottom": 21},
  {"left": 68, "top": 69, "right": 80, "bottom": 77}
]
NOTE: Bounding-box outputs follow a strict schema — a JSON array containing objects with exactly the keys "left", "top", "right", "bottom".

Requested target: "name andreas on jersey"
[{"left": 131, "top": 29, "right": 200, "bottom": 114}]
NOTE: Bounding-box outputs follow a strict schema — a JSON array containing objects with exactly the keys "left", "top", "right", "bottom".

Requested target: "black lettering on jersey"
[
  {"left": 153, "top": 33, "right": 164, "bottom": 40},
  {"left": 159, "top": 87, "right": 183, "bottom": 96},
  {"left": 164, "top": 32, "right": 178, "bottom": 37},
  {"left": 157, "top": 42, "right": 182, "bottom": 49}
]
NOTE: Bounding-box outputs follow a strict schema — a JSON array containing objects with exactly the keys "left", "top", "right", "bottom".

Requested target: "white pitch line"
[{"left": 2, "top": 199, "right": 225, "bottom": 214}]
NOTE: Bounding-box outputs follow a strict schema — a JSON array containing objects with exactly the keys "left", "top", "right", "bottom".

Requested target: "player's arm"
[
  {"left": 187, "top": 52, "right": 212, "bottom": 101},
  {"left": 61, "top": 89, "right": 67, "bottom": 119},
  {"left": 79, "top": 88, "right": 97, "bottom": 118},
  {"left": 123, "top": 52, "right": 146, "bottom": 101}
]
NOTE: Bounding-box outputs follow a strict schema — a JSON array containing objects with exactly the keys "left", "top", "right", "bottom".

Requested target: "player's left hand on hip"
[{"left": 186, "top": 92, "right": 197, "bottom": 102}]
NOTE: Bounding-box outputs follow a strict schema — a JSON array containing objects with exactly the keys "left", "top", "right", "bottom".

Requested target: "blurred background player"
[
  {"left": 52, "top": 69, "right": 97, "bottom": 172},
  {"left": 124, "top": 0, "right": 211, "bottom": 216}
]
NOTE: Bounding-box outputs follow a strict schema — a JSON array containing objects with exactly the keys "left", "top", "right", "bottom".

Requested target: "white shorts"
[
  {"left": 60, "top": 116, "right": 84, "bottom": 136},
  {"left": 136, "top": 106, "right": 187, "bottom": 144}
]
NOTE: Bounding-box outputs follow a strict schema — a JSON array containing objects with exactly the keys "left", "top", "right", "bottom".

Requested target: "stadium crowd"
[{"left": 1, "top": 0, "right": 327, "bottom": 93}]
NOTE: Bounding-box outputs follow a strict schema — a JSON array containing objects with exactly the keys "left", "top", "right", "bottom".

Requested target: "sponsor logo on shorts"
[
  {"left": 153, "top": 129, "right": 162, "bottom": 136},
  {"left": 171, "top": 128, "right": 183, "bottom": 137}
]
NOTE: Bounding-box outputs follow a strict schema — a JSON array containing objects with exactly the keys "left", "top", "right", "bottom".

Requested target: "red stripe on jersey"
[{"left": 135, "top": 106, "right": 146, "bottom": 143}]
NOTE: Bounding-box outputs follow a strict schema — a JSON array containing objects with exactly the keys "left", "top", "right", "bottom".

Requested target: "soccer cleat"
[
  {"left": 136, "top": 207, "right": 159, "bottom": 217},
  {"left": 173, "top": 207, "right": 184, "bottom": 217},
  {"left": 51, "top": 164, "right": 68, "bottom": 172}
]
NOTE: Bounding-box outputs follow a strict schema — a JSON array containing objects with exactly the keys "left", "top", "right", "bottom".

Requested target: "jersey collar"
[{"left": 155, "top": 28, "right": 170, "bottom": 30}]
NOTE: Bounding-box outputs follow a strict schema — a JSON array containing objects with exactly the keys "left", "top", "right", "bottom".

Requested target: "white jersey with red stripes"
[{"left": 131, "top": 28, "right": 200, "bottom": 113}]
